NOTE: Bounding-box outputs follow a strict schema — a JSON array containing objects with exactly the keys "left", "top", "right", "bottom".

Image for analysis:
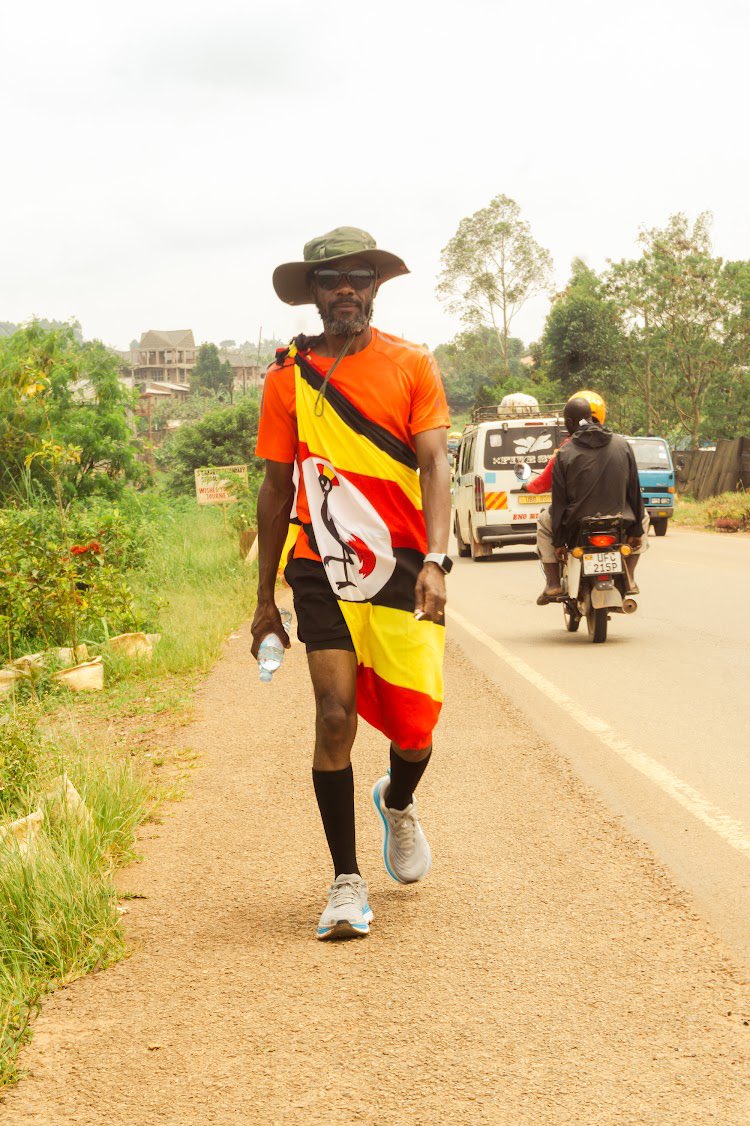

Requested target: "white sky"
[{"left": 2, "top": 0, "right": 748, "bottom": 353}]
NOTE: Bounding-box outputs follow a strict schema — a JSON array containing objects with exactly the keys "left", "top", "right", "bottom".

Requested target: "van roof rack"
[{"left": 469, "top": 403, "right": 566, "bottom": 424}]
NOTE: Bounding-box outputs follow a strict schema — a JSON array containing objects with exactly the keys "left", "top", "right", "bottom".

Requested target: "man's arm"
[
  {"left": 250, "top": 459, "right": 295, "bottom": 658},
  {"left": 414, "top": 427, "right": 451, "bottom": 622},
  {"left": 524, "top": 454, "right": 554, "bottom": 494}
]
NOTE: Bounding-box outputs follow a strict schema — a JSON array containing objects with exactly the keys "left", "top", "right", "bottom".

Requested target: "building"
[
  {"left": 218, "top": 347, "right": 264, "bottom": 394},
  {"left": 130, "top": 329, "right": 195, "bottom": 388}
]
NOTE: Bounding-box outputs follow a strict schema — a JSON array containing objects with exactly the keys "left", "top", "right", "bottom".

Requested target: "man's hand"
[
  {"left": 554, "top": 545, "right": 568, "bottom": 563},
  {"left": 626, "top": 535, "right": 643, "bottom": 551},
  {"left": 414, "top": 562, "right": 446, "bottom": 623},
  {"left": 250, "top": 599, "right": 291, "bottom": 659}
]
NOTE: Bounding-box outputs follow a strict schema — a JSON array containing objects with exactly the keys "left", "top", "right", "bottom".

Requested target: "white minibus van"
[{"left": 453, "top": 396, "right": 565, "bottom": 560}]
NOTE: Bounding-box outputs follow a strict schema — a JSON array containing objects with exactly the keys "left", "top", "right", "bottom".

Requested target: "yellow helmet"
[{"left": 572, "top": 389, "right": 606, "bottom": 424}]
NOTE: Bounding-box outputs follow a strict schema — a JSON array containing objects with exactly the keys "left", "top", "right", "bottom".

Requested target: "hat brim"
[{"left": 272, "top": 249, "right": 409, "bottom": 306}]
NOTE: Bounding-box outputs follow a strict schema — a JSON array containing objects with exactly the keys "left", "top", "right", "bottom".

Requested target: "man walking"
[{"left": 252, "top": 227, "right": 452, "bottom": 940}]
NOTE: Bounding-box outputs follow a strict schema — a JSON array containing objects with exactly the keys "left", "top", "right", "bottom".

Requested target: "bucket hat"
[{"left": 272, "top": 226, "right": 409, "bottom": 306}]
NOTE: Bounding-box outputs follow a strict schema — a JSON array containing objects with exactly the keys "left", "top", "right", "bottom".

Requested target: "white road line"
[{"left": 448, "top": 607, "right": 750, "bottom": 859}]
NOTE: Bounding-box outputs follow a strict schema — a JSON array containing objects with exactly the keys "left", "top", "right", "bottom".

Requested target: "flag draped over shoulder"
[{"left": 290, "top": 342, "right": 444, "bottom": 750}]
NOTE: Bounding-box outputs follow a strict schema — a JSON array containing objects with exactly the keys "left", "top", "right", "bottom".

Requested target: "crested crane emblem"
[{"left": 303, "top": 457, "right": 395, "bottom": 601}]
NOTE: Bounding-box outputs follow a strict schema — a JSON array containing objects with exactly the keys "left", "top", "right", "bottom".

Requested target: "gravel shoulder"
[{"left": 2, "top": 626, "right": 748, "bottom": 1124}]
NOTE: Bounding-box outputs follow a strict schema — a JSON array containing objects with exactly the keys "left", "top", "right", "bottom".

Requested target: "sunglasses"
[{"left": 311, "top": 267, "right": 376, "bottom": 292}]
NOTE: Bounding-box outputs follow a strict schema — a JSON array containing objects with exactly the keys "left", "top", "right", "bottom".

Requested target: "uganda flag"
[{"left": 290, "top": 343, "right": 444, "bottom": 751}]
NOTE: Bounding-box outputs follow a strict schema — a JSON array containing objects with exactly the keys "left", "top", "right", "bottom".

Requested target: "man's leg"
[
  {"left": 308, "top": 648, "right": 359, "bottom": 875},
  {"left": 536, "top": 507, "right": 563, "bottom": 604},
  {"left": 307, "top": 647, "right": 373, "bottom": 940},
  {"left": 625, "top": 511, "right": 649, "bottom": 593},
  {"left": 372, "top": 739, "right": 433, "bottom": 884},
  {"left": 386, "top": 742, "right": 432, "bottom": 810}
]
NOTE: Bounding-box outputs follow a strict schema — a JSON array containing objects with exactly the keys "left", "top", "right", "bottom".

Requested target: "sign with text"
[{"left": 194, "top": 465, "right": 248, "bottom": 506}]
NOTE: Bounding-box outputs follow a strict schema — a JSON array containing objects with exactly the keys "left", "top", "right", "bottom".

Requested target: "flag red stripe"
[{"left": 356, "top": 665, "right": 441, "bottom": 750}]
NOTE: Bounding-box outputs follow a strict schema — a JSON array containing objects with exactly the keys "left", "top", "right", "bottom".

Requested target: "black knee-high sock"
[
  {"left": 312, "top": 765, "right": 359, "bottom": 877},
  {"left": 386, "top": 745, "right": 432, "bottom": 810}
]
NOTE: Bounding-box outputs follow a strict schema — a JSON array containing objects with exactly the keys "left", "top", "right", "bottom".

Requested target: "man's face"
[{"left": 310, "top": 258, "right": 378, "bottom": 336}]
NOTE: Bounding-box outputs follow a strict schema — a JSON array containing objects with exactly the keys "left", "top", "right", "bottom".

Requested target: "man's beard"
[{"left": 317, "top": 297, "right": 373, "bottom": 337}]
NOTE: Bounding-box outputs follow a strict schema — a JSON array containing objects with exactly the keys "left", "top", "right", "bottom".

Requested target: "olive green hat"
[{"left": 272, "top": 226, "right": 409, "bottom": 306}]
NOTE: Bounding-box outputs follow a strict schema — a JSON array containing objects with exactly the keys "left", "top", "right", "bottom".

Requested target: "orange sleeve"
[
  {"left": 255, "top": 365, "right": 297, "bottom": 463},
  {"left": 409, "top": 351, "right": 451, "bottom": 437}
]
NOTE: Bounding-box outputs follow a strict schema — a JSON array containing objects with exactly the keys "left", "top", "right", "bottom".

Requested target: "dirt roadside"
[{"left": 2, "top": 626, "right": 748, "bottom": 1125}]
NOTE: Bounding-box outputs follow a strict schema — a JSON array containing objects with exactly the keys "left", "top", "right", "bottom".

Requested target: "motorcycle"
[{"left": 558, "top": 514, "right": 638, "bottom": 643}]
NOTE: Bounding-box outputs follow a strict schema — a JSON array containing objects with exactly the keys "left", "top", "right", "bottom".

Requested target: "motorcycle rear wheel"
[{"left": 587, "top": 606, "right": 608, "bottom": 643}]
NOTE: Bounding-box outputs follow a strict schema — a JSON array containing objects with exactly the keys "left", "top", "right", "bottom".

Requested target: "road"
[{"left": 447, "top": 525, "right": 750, "bottom": 970}]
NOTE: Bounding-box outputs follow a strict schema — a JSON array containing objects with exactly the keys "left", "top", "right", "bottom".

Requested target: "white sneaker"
[
  {"left": 371, "top": 775, "right": 432, "bottom": 884},
  {"left": 316, "top": 873, "right": 374, "bottom": 941}
]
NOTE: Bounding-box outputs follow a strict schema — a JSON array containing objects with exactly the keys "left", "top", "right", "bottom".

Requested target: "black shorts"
[{"left": 284, "top": 556, "right": 355, "bottom": 654}]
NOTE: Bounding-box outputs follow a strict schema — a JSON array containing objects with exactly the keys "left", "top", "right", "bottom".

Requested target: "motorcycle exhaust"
[{"left": 622, "top": 596, "right": 638, "bottom": 614}]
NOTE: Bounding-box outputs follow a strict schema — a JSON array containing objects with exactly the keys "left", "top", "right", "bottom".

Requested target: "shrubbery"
[{"left": 0, "top": 493, "right": 171, "bottom": 661}]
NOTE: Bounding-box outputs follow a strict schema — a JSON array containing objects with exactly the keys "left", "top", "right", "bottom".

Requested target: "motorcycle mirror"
[{"left": 514, "top": 462, "right": 532, "bottom": 482}]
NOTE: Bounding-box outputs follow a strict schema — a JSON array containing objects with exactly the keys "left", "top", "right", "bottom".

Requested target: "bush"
[{"left": 157, "top": 395, "right": 263, "bottom": 495}]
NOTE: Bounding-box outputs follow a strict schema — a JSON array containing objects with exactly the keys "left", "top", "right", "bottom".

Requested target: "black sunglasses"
[{"left": 311, "top": 267, "right": 376, "bottom": 292}]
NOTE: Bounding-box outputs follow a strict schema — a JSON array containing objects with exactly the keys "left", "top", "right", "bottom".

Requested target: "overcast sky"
[{"left": 2, "top": 0, "right": 748, "bottom": 354}]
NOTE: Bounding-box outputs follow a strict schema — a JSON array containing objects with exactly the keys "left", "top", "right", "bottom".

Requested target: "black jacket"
[{"left": 551, "top": 422, "right": 645, "bottom": 547}]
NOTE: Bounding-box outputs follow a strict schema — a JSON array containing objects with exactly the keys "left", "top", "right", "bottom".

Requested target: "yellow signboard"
[{"left": 194, "top": 465, "right": 248, "bottom": 506}]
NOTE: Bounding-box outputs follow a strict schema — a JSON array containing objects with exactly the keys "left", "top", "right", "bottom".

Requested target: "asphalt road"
[{"left": 447, "top": 524, "right": 750, "bottom": 970}]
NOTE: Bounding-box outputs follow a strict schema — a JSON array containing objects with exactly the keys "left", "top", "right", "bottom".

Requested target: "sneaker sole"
[
  {"left": 371, "top": 779, "right": 431, "bottom": 885},
  {"left": 316, "top": 911, "right": 373, "bottom": 942}
]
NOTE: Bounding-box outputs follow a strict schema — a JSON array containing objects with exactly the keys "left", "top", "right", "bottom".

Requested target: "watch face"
[{"left": 441, "top": 555, "right": 453, "bottom": 573}]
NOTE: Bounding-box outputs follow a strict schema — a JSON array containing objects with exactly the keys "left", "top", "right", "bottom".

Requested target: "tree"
[
  {"left": 190, "top": 343, "right": 233, "bottom": 400},
  {"left": 434, "top": 327, "right": 506, "bottom": 411},
  {"left": 0, "top": 322, "right": 144, "bottom": 504},
  {"left": 159, "top": 395, "right": 263, "bottom": 494},
  {"left": 607, "top": 213, "right": 744, "bottom": 447},
  {"left": 437, "top": 194, "right": 553, "bottom": 375},
  {"left": 541, "top": 260, "right": 641, "bottom": 427}
]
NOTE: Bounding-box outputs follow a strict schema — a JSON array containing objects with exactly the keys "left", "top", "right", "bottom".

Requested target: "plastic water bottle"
[{"left": 258, "top": 609, "right": 292, "bottom": 683}]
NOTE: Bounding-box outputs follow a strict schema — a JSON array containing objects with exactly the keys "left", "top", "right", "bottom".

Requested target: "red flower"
[{"left": 70, "top": 541, "right": 103, "bottom": 556}]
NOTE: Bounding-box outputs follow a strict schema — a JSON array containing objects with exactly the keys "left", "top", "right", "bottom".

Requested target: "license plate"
[
  {"left": 582, "top": 551, "right": 622, "bottom": 575},
  {"left": 518, "top": 493, "right": 550, "bottom": 505}
]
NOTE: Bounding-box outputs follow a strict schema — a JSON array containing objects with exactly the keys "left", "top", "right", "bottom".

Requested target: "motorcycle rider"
[
  {"left": 537, "top": 394, "right": 645, "bottom": 603},
  {"left": 533, "top": 391, "right": 603, "bottom": 603}
]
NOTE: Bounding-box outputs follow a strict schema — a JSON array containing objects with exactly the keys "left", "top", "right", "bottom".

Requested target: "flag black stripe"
[{"left": 296, "top": 354, "right": 418, "bottom": 471}]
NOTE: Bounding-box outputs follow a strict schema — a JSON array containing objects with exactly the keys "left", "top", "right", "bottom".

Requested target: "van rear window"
[
  {"left": 627, "top": 438, "right": 671, "bottom": 471},
  {"left": 483, "top": 426, "right": 558, "bottom": 470}
]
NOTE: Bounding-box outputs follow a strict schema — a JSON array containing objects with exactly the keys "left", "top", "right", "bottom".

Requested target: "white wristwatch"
[{"left": 424, "top": 552, "right": 453, "bottom": 574}]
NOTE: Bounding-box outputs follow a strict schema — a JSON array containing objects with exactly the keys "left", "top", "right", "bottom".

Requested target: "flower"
[{"left": 70, "top": 541, "right": 103, "bottom": 556}]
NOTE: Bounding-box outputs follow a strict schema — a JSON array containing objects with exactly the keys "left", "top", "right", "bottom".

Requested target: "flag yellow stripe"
[
  {"left": 339, "top": 602, "right": 444, "bottom": 702},
  {"left": 295, "top": 369, "right": 423, "bottom": 510}
]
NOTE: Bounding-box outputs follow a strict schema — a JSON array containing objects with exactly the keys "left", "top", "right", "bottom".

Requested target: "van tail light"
[
  {"left": 474, "top": 476, "right": 485, "bottom": 512},
  {"left": 588, "top": 534, "right": 616, "bottom": 547}
]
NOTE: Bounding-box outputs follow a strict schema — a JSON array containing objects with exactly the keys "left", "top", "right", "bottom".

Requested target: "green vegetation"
[
  {"left": 672, "top": 492, "right": 750, "bottom": 532},
  {"left": 437, "top": 194, "right": 553, "bottom": 379},
  {"left": 0, "top": 322, "right": 144, "bottom": 504},
  {"left": 0, "top": 501, "right": 256, "bottom": 1087},
  {"left": 0, "top": 322, "right": 260, "bottom": 1086},
  {"left": 189, "top": 342, "right": 233, "bottom": 400},
  {"left": 436, "top": 201, "right": 750, "bottom": 449},
  {"left": 157, "top": 394, "right": 262, "bottom": 497}
]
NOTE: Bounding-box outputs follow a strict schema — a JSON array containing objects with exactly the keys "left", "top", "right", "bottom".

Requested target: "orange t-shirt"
[{"left": 256, "top": 328, "right": 450, "bottom": 560}]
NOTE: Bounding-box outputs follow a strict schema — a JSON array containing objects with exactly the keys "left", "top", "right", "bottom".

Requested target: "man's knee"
[{"left": 316, "top": 696, "right": 356, "bottom": 750}]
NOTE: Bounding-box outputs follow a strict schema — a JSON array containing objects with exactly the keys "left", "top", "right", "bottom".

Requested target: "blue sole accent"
[{"left": 372, "top": 777, "right": 400, "bottom": 883}]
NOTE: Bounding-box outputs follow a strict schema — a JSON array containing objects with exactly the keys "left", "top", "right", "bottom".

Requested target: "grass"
[
  {"left": 0, "top": 501, "right": 256, "bottom": 1087},
  {"left": 672, "top": 491, "right": 750, "bottom": 532}
]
